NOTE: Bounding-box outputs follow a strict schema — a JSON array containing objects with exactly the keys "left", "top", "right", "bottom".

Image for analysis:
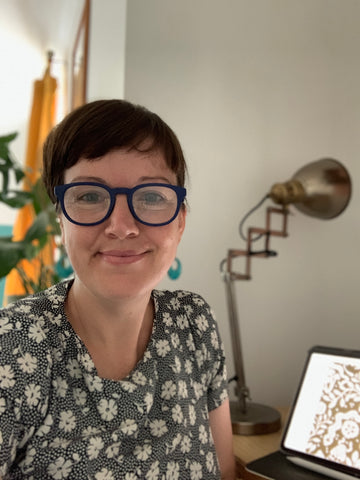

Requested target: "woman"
[{"left": 0, "top": 100, "right": 235, "bottom": 479}]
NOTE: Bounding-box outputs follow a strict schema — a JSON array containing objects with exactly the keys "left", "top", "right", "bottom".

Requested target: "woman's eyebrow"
[
  {"left": 67, "top": 175, "right": 174, "bottom": 184},
  {"left": 138, "top": 176, "right": 173, "bottom": 183},
  {"left": 69, "top": 176, "right": 105, "bottom": 183}
]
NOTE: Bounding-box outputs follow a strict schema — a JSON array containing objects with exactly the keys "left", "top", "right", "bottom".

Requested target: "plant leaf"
[
  {"left": 0, "top": 240, "right": 27, "bottom": 278},
  {"left": 24, "top": 211, "right": 51, "bottom": 243}
]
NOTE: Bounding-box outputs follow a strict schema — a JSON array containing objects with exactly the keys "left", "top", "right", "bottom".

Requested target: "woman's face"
[{"left": 60, "top": 148, "right": 186, "bottom": 302}]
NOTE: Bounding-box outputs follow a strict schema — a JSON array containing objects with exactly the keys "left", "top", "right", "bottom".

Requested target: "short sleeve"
[
  {"left": 184, "top": 292, "right": 229, "bottom": 412},
  {"left": 0, "top": 306, "right": 52, "bottom": 475},
  {"left": 205, "top": 308, "right": 229, "bottom": 412}
]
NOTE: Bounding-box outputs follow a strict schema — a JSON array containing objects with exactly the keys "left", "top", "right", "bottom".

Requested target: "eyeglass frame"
[{"left": 54, "top": 182, "right": 187, "bottom": 227}]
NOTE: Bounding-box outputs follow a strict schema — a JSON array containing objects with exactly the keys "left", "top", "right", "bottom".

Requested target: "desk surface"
[{"left": 232, "top": 407, "right": 288, "bottom": 480}]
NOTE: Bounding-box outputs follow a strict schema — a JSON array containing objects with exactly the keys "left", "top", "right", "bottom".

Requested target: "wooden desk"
[{"left": 233, "top": 407, "right": 288, "bottom": 480}]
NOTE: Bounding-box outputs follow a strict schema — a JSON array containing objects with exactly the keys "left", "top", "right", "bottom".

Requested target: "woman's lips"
[{"left": 98, "top": 250, "right": 148, "bottom": 265}]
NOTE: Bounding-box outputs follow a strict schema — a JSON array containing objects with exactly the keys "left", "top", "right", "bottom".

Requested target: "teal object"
[
  {"left": 55, "top": 253, "right": 73, "bottom": 279},
  {"left": 167, "top": 258, "right": 182, "bottom": 280}
]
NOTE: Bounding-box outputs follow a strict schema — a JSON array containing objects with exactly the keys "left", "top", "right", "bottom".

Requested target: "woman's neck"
[{"left": 65, "top": 279, "right": 154, "bottom": 380}]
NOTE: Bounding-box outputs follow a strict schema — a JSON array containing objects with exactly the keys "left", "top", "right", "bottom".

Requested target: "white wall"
[
  {"left": 0, "top": 0, "right": 84, "bottom": 225},
  {"left": 0, "top": 0, "right": 44, "bottom": 225},
  {"left": 125, "top": 0, "right": 360, "bottom": 406},
  {"left": 87, "top": 0, "right": 127, "bottom": 101}
]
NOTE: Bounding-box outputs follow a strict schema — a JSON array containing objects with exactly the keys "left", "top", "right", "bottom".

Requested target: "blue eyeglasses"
[{"left": 54, "top": 182, "right": 187, "bottom": 227}]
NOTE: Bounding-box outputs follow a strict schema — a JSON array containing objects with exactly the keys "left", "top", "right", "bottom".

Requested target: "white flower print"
[
  {"left": 106, "top": 442, "right": 121, "bottom": 459},
  {"left": 28, "top": 323, "right": 47, "bottom": 343},
  {"left": 45, "top": 311, "right": 62, "bottom": 326},
  {"left": 210, "top": 330, "right": 219, "bottom": 349},
  {"left": 181, "top": 435, "right": 192, "bottom": 453},
  {"left": 166, "top": 461, "right": 180, "bottom": 480},
  {"left": 0, "top": 365, "right": 15, "bottom": 388},
  {"left": 94, "top": 468, "right": 114, "bottom": 480},
  {"left": 59, "top": 410, "right": 76, "bottom": 432},
  {"left": 37, "top": 415, "right": 54, "bottom": 436},
  {"left": 192, "top": 381, "right": 204, "bottom": 400},
  {"left": 162, "top": 312, "right": 173, "bottom": 326},
  {"left": 186, "top": 333, "right": 195, "bottom": 352},
  {"left": 50, "top": 438, "right": 71, "bottom": 449},
  {"left": 47, "top": 457, "right": 73, "bottom": 479},
  {"left": 66, "top": 359, "right": 82, "bottom": 378},
  {"left": 176, "top": 314, "right": 189, "bottom": 330},
  {"left": 25, "top": 383, "right": 41, "bottom": 407},
  {"left": 82, "top": 426, "right": 101, "bottom": 438},
  {"left": 170, "top": 298, "right": 180, "bottom": 310},
  {"left": 172, "top": 404, "right": 183, "bottom": 424},
  {"left": 189, "top": 405, "right": 196, "bottom": 426},
  {"left": 97, "top": 398, "right": 118, "bottom": 421},
  {"left": 120, "top": 418, "right": 138, "bottom": 436},
  {"left": 125, "top": 474, "right": 138, "bottom": 480},
  {"left": 53, "top": 377, "right": 68, "bottom": 398},
  {"left": 161, "top": 380, "right": 176, "bottom": 400},
  {"left": 17, "top": 352, "right": 38, "bottom": 374},
  {"left": 0, "top": 283, "right": 227, "bottom": 479},
  {"left": 166, "top": 433, "right": 182, "bottom": 455},
  {"left": 14, "top": 303, "right": 31, "bottom": 314},
  {"left": 144, "top": 392, "right": 154, "bottom": 412},
  {"left": 190, "top": 461, "right": 203, "bottom": 479},
  {"left": 121, "top": 381, "right": 137, "bottom": 393},
  {"left": 19, "top": 446, "right": 36, "bottom": 468},
  {"left": 171, "top": 333, "right": 180, "bottom": 349},
  {"left": 195, "top": 349, "right": 205, "bottom": 368},
  {"left": 206, "top": 452, "right": 215, "bottom": 472},
  {"left": 133, "top": 371, "right": 147, "bottom": 386},
  {"left": 178, "top": 380, "right": 188, "bottom": 399},
  {"left": 134, "top": 442, "right": 152, "bottom": 461},
  {"left": 195, "top": 314, "right": 208, "bottom": 332},
  {"left": 73, "top": 388, "right": 87, "bottom": 406},
  {"left": 145, "top": 460, "right": 160, "bottom": 480},
  {"left": 0, "top": 397, "right": 5, "bottom": 414},
  {"left": 171, "top": 356, "right": 182, "bottom": 374},
  {"left": 81, "top": 353, "right": 95, "bottom": 371},
  {"left": 0, "top": 317, "right": 13, "bottom": 335},
  {"left": 149, "top": 419, "right": 168, "bottom": 437},
  {"left": 199, "top": 425, "right": 208, "bottom": 444},
  {"left": 87, "top": 436, "right": 104, "bottom": 459},
  {"left": 156, "top": 339, "right": 170, "bottom": 357},
  {"left": 193, "top": 296, "right": 205, "bottom": 306},
  {"left": 84, "top": 374, "right": 103, "bottom": 392},
  {"left": 184, "top": 358, "right": 193, "bottom": 375}
]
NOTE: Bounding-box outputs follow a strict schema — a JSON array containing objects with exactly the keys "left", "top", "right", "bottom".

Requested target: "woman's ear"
[{"left": 177, "top": 206, "right": 187, "bottom": 239}]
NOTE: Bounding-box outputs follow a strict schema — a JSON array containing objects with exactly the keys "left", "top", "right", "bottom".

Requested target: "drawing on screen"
[{"left": 306, "top": 362, "right": 360, "bottom": 467}]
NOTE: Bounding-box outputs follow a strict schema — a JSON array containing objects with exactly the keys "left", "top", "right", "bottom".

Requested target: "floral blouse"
[{"left": 0, "top": 280, "right": 228, "bottom": 479}]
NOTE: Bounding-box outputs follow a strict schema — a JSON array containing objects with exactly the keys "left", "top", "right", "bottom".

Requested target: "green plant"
[{"left": 0, "top": 132, "right": 62, "bottom": 295}]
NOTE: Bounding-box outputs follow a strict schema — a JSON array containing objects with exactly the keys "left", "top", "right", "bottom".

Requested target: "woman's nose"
[{"left": 104, "top": 195, "right": 140, "bottom": 239}]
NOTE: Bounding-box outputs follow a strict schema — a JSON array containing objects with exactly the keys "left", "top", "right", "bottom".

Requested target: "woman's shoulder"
[
  {"left": 153, "top": 288, "right": 212, "bottom": 313},
  {"left": 152, "top": 288, "right": 219, "bottom": 337},
  {"left": 0, "top": 280, "right": 71, "bottom": 351}
]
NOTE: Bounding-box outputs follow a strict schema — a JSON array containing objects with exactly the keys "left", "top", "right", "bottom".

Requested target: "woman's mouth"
[{"left": 98, "top": 250, "right": 148, "bottom": 265}]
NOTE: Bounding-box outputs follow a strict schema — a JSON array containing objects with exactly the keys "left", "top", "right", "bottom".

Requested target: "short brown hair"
[{"left": 42, "top": 99, "right": 187, "bottom": 203}]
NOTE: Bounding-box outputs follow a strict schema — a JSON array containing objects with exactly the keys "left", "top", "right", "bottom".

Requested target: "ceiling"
[{"left": 16, "top": 0, "right": 84, "bottom": 56}]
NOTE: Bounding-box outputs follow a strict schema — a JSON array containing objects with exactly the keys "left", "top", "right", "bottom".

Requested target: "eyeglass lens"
[{"left": 62, "top": 184, "right": 180, "bottom": 225}]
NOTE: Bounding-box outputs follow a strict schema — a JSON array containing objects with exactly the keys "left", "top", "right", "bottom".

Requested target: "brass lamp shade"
[{"left": 269, "top": 158, "right": 352, "bottom": 219}]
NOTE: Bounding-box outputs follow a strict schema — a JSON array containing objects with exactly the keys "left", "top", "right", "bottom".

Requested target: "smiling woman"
[{"left": 0, "top": 99, "right": 236, "bottom": 479}]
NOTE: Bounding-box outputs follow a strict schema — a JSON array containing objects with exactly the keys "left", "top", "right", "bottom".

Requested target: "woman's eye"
[
  {"left": 77, "top": 192, "right": 105, "bottom": 203},
  {"left": 143, "top": 192, "right": 166, "bottom": 204}
]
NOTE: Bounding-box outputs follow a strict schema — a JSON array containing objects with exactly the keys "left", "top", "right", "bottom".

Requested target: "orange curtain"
[{"left": 4, "top": 55, "right": 57, "bottom": 301}]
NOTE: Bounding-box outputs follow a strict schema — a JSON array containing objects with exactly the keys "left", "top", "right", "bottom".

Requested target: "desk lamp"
[{"left": 222, "top": 158, "right": 351, "bottom": 435}]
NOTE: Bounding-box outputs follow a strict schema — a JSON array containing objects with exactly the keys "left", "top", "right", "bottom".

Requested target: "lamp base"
[{"left": 230, "top": 401, "right": 281, "bottom": 435}]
